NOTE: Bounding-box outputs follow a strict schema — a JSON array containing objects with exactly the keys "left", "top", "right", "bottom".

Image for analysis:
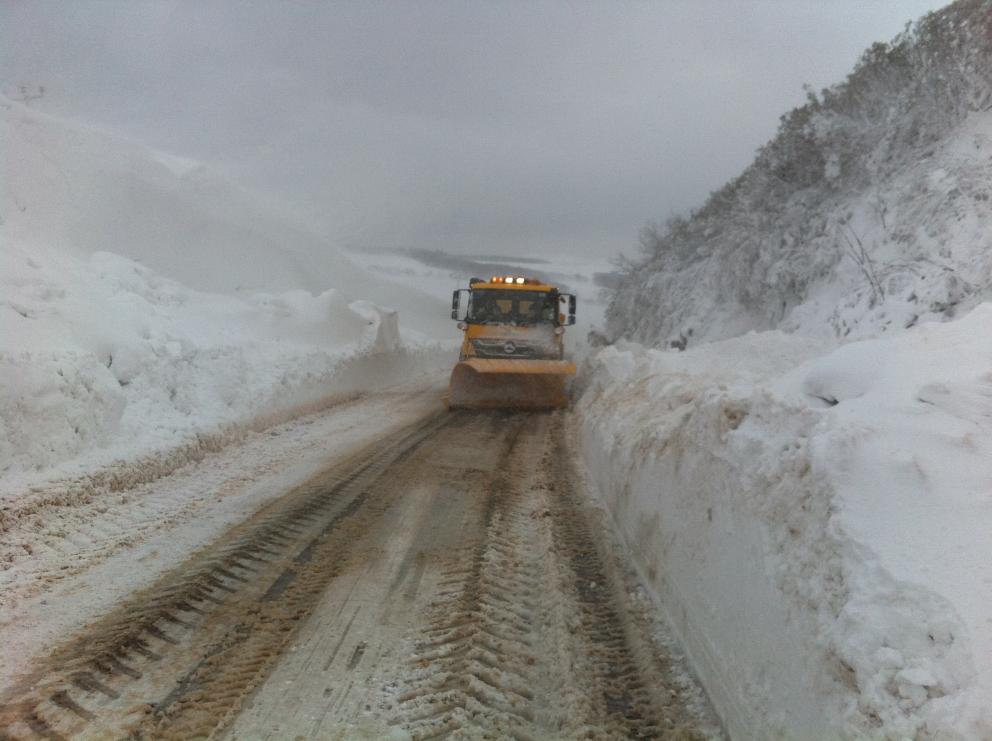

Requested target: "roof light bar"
[{"left": 487, "top": 275, "right": 539, "bottom": 285}]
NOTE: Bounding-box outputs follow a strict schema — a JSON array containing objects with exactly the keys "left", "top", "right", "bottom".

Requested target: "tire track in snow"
[
  {"left": 0, "top": 412, "right": 449, "bottom": 740},
  {"left": 1, "top": 409, "right": 720, "bottom": 740}
]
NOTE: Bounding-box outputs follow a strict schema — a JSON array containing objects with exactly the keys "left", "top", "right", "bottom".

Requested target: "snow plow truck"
[{"left": 447, "top": 275, "right": 577, "bottom": 409}]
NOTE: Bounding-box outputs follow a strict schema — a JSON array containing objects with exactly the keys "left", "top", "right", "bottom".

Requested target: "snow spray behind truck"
[{"left": 447, "top": 276, "right": 577, "bottom": 409}]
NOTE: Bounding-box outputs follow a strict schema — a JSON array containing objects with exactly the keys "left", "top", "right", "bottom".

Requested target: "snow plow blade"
[{"left": 447, "top": 359, "right": 577, "bottom": 410}]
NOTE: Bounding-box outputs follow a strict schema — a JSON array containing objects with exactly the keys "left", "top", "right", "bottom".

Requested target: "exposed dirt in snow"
[{"left": 0, "top": 409, "right": 720, "bottom": 740}]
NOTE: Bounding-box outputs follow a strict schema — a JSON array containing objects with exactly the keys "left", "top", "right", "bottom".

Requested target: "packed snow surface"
[
  {"left": 577, "top": 304, "right": 992, "bottom": 739},
  {"left": 0, "top": 96, "right": 453, "bottom": 490},
  {"left": 0, "top": 387, "right": 443, "bottom": 694}
]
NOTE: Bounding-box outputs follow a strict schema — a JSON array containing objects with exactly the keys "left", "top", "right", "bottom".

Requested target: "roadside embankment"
[{"left": 575, "top": 306, "right": 992, "bottom": 739}]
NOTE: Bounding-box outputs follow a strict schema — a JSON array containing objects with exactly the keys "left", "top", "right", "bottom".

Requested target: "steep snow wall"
[
  {"left": 577, "top": 309, "right": 992, "bottom": 739},
  {"left": 606, "top": 1, "right": 992, "bottom": 348}
]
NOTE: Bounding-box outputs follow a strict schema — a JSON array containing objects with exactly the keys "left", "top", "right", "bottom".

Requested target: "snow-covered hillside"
[
  {"left": 1, "top": 97, "right": 449, "bottom": 338},
  {"left": 577, "top": 2, "right": 992, "bottom": 738},
  {"left": 606, "top": 1, "right": 992, "bottom": 347},
  {"left": 0, "top": 97, "right": 452, "bottom": 492}
]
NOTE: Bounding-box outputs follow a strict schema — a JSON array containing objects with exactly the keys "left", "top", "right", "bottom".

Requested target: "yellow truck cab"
[{"left": 447, "top": 275, "right": 577, "bottom": 409}]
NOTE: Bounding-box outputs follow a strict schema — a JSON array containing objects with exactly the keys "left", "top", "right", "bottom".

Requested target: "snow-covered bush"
[{"left": 606, "top": 0, "right": 992, "bottom": 348}]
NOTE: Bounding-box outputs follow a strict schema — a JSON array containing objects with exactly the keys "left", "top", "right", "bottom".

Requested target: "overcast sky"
[{"left": 2, "top": 1, "right": 947, "bottom": 261}]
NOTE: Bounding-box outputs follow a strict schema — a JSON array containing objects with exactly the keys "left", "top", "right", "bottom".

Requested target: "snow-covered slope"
[
  {"left": 0, "top": 97, "right": 452, "bottom": 489},
  {"left": 606, "top": 1, "right": 992, "bottom": 348},
  {"left": 0, "top": 96, "right": 449, "bottom": 339},
  {"left": 578, "top": 2, "right": 992, "bottom": 738}
]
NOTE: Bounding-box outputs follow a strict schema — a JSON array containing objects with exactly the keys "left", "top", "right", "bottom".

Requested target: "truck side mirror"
[
  {"left": 560, "top": 293, "right": 577, "bottom": 326},
  {"left": 451, "top": 289, "right": 470, "bottom": 321}
]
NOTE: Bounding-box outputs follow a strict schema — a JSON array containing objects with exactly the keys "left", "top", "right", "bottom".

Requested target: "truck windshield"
[{"left": 468, "top": 289, "right": 557, "bottom": 326}]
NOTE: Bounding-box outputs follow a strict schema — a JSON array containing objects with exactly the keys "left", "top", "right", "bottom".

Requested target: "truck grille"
[{"left": 471, "top": 338, "right": 542, "bottom": 359}]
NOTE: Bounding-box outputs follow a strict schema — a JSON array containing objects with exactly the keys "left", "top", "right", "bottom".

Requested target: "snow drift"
[
  {"left": 0, "top": 96, "right": 452, "bottom": 493},
  {"left": 578, "top": 308, "right": 992, "bottom": 738}
]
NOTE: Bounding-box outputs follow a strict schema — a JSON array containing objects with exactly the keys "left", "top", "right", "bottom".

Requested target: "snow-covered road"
[
  {"left": 1, "top": 385, "right": 445, "bottom": 697},
  {"left": 0, "top": 397, "right": 721, "bottom": 740}
]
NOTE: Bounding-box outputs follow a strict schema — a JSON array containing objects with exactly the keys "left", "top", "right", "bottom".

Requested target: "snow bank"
[
  {"left": 0, "top": 241, "right": 450, "bottom": 488},
  {"left": 577, "top": 305, "right": 992, "bottom": 739},
  {"left": 0, "top": 96, "right": 454, "bottom": 493}
]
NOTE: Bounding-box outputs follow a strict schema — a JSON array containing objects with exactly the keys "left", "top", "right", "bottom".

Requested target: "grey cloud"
[{"left": 2, "top": 1, "right": 946, "bottom": 259}]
